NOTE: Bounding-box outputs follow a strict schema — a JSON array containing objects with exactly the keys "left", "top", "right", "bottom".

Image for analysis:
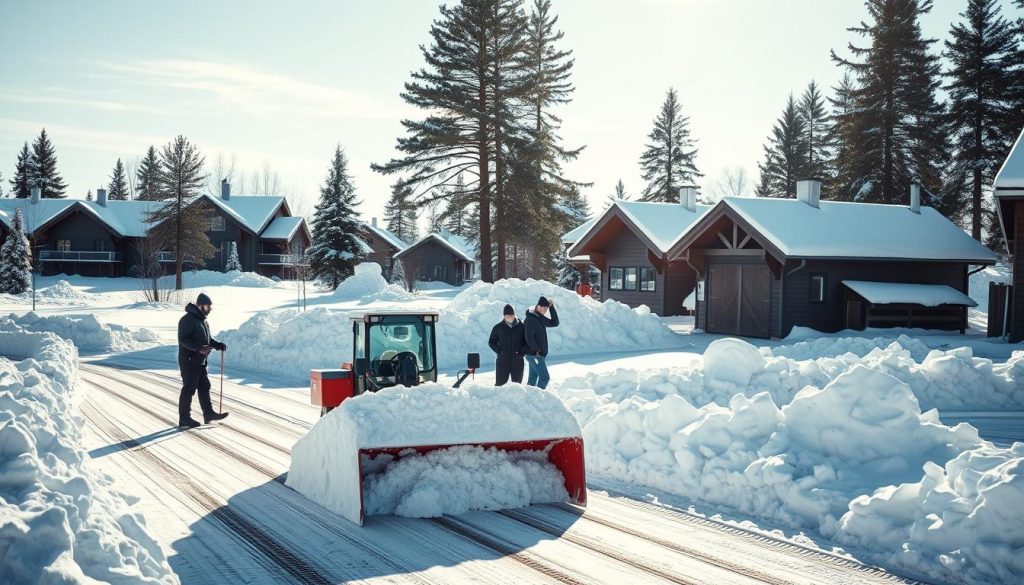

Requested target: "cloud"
[
  {"left": 0, "top": 118, "right": 167, "bottom": 155},
  {"left": 0, "top": 87, "right": 169, "bottom": 115}
]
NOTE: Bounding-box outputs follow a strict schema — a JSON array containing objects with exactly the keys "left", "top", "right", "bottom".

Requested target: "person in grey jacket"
[
  {"left": 523, "top": 296, "right": 559, "bottom": 389},
  {"left": 177, "top": 293, "right": 228, "bottom": 428}
]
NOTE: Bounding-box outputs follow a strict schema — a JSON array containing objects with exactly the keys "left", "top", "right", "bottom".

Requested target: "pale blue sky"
[{"left": 1, "top": 1, "right": 1018, "bottom": 220}]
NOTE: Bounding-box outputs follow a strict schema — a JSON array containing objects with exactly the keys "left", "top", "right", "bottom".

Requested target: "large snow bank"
[
  {"left": 0, "top": 326, "right": 177, "bottom": 584},
  {"left": 287, "top": 382, "right": 580, "bottom": 523},
  {"left": 3, "top": 312, "right": 159, "bottom": 353},
  {"left": 332, "top": 262, "right": 415, "bottom": 302},
  {"left": 437, "top": 278, "right": 685, "bottom": 366},
  {"left": 159, "top": 269, "right": 278, "bottom": 289}
]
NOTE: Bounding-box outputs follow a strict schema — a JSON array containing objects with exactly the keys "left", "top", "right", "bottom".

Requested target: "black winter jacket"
[
  {"left": 178, "top": 303, "right": 221, "bottom": 367},
  {"left": 524, "top": 306, "right": 559, "bottom": 357},
  {"left": 488, "top": 318, "right": 526, "bottom": 363}
]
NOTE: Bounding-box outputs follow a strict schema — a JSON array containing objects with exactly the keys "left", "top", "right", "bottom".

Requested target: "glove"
[{"left": 214, "top": 341, "right": 227, "bottom": 351}]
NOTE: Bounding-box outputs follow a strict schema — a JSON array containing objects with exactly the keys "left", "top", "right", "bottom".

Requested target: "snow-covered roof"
[
  {"left": 355, "top": 236, "right": 374, "bottom": 255},
  {"left": 261, "top": 216, "right": 304, "bottom": 241},
  {"left": 720, "top": 197, "right": 998, "bottom": 263},
  {"left": 562, "top": 217, "right": 597, "bottom": 244},
  {"left": 362, "top": 222, "right": 409, "bottom": 252},
  {"left": 616, "top": 200, "right": 712, "bottom": 253},
  {"left": 396, "top": 231, "right": 475, "bottom": 262},
  {"left": 203, "top": 195, "right": 286, "bottom": 234},
  {"left": 79, "top": 200, "right": 163, "bottom": 237},
  {"left": 843, "top": 280, "right": 978, "bottom": 307},
  {"left": 995, "top": 128, "right": 1024, "bottom": 194},
  {"left": 0, "top": 199, "right": 77, "bottom": 232}
]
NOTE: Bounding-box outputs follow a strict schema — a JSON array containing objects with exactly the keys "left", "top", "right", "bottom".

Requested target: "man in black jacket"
[
  {"left": 524, "top": 296, "right": 559, "bottom": 389},
  {"left": 178, "top": 293, "right": 229, "bottom": 428},
  {"left": 488, "top": 304, "right": 526, "bottom": 385}
]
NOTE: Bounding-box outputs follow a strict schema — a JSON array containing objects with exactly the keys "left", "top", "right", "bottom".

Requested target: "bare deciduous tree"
[{"left": 708, "top": 166, "right": 750, "bottom": 202}]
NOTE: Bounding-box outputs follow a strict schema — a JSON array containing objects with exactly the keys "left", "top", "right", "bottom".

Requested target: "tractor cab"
[{"left": 352, "top": 311, "right": 438, "bottom": 394}]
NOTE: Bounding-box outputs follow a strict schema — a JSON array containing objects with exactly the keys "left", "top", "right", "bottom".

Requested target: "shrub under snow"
[
  {"left": 3, "top": 312, "right": 159, "bottom": 353},
  {"left": 0, "top": 326, "right": 177, "bottom": 584}
]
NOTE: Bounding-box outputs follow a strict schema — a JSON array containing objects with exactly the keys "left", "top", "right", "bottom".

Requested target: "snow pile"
[
  {"left": 288, "top": 382, "right": 580, "bottom": 523},
  {"left": 362, "top": 446, "right": 568, "bottom": 518},
  {"left": 331, "top": 262, "right": 415, "bottom": 302},
  {"left": 768, "top": 332, "right": 932, "bottom": 362},
  {"left": 34, "top": 279, "right": 95, "bottom": 304},
  {"left": 2, "top": 312, "right": 159, "bottom": 353},
  {"left": 159, "top": 269, "right": 278, "bottom": 289},
  {"left": 0, "top": 327, "right": 177, "bottom": 584},
  {"left": 838, "top": 443, "right": 1024, "bottom": 585},
  {"left": 437, "top": 278, "right": 685, "bottom": 366}
]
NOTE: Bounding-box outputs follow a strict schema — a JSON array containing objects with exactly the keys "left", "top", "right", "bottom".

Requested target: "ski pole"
[{"left": 219, "top": 350, "right": 225, "bottom": 411}]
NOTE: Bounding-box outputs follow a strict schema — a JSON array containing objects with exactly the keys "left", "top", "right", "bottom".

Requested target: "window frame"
[
  {"left": 210, "top": 215, "right": 226, "bottom": 232},
  {"left": 639, "top": 267, "right": 657, "bottom": 292},
  {"left": 57, "top": 239, "right": 71, "bottom": 252},
  {"left": 624, "top": 266, "right": 639, "bottom": 291},
  {"left": 809, "top": 274, "right": 827, "bottom": 303},
  {"left": 608, "top": 267, "right": 625, "bottom": 291}
]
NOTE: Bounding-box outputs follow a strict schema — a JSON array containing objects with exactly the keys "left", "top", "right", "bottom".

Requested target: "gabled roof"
[
  {"left": 362, "top": 222, "right": 409, "bottom": 252},
  {"left": 396, "top": 231, "right": 475, "bottom": 262},
  {"left": 562, "top": 217, "right": 597, "bottom": 245},
  {"left": 203, "top": 195, "right": 286, "bottom": 234},
  {"left": 79, "top": 200, "right": 163, "bottom": 237},
  {"left": 0, "top": 199, "right": 78, "bottom": 232},
  {"left": 261, "top": 215, "right": 307, "bottom": 241},
  {"left": 566, "top": 199, "right": 711, "bottom": 258},
  {"left": 995, "top": 128, "right": 1024, "bottom": 195}
]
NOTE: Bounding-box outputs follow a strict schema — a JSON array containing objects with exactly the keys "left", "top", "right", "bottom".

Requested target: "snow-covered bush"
[
  {"left": 3, "top": 312, "right": 159, "bottom": 353},
  {"left": 0, "top": 208, "right": 33, "bottom": 295},
  {"left": 0, "top": 326, "right": 177, "bottom": 584},
  {"left": 158, "top": 269, "right": 277, "bottom": 289},
  {"left": 224, "top": 242, "right": 242, "bottom": 272},
  {"left": 332, "top": 262, "right": 414, "bottom": 301}
]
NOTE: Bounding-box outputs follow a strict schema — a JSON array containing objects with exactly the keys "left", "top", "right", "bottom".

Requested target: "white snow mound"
[
  {"left": 332, "top": 262, "right": 415, "bottom": 301},
  {"left": 3, "top": 312, "right": 159, "bottom": 353},
  {"left": 159, "top": 269, "right": 278, "bottom": 289}
]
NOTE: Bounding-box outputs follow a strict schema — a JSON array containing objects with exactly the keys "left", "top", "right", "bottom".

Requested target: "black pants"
[
  {"left": 179, "top": 363, "right": 215, "bottom": 421},
  {"left": 495, "top": 357, "right": 525, "bottom": 386}
]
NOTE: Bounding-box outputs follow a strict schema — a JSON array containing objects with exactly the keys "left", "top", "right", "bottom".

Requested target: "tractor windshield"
[{"left": 366, "top": 316, "right": 436, "bottom": 374}]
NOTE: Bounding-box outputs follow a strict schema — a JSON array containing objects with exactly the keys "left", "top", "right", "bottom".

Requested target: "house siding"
[
  {"left": 602, "top": 228, "right": 665, "bottom": 314},
  {"left": 663, "top": 260, "right": 697, "bottom": 317},
  {"left": 1012, "top": 202, "right": 1024, "bottom": 341},
  {"left": 38, "top": 210, "right": 122, "bottom": 277},
  {"left": 402, "top": 239, "right": 469, "bottom": 286}
]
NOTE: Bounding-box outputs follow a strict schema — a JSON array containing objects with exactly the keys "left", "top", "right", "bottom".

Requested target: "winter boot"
[
  {"left": 179, "top": 417, "right": 201, "bottom": 429},
  {"left": 204, "top": 412, "right": 229, "bottom": 424}
]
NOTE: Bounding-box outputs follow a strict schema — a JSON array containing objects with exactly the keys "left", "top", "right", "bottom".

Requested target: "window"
[
  {"left": 810, "top": 274, "right": 826, "bottom": 303},
  {"left": 57, "top": 240, "right": 71, "bottom": 252},
  {"left": 609, "top": 267, "right": 624, "bottom": 290},
  {"left": 624, "top": 267, "right": 638, "bottom": 290},
  {"left": 640, "top": 267, "right": 656, "bottom": 292},
  {"left": 210, "top": 216, "right": 225, "bottom": 231}
]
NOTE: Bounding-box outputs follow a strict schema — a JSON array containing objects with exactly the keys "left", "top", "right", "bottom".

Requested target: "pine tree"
[
  {"left": 309, "top": 146, "right": 364, "bottom": 288},
  {"left": 639, "top": 88, "right": 701, "bottom": 202},
  {"left": 1005, "top": 0, "right": 1024, "bottom": 142},
  {"left": 799, "top": 80, "right": 832, "bottom": 183},
  {"left": 9, "top": 142, "right": 35, "bottom": 199},
  {"left": 30, "top": 128, "right": 67, "bottom": 198},
  {"left": 945, "top": 0, "right": 1017, "bottom": 240},
  {"left": 390, "top": 258, "right": 408, "bottom": 291},
  {"left": 145, "top": 136, "right": 216, "bottom": 290},
  {"left": 831, "top": 0, "right": 947, "bottom": 207},
  {"left": 136, "top": 145, "right": 162, "bottom": 201},
  {"left": 756, "top": 94, "right": 807, "bottom": 197},
  {"left": 225, "top": 241, "right": 242, "bottom": 272},
  {"left": 555, "top": 184, "right": 590, "bottom": 287},
  {"left": 826, "top": 73, "right": 862, "bottom": 200},
  {"left": 383, "top": 181, "right": 419, "bottom": 243},
  {"left": 86, "top": 189, "right": 93, "bottom": 201},
  {"left": 108, "top": 158, "right": 129, "bottom": 200},
  {"left": 0, "top": 209, "right": 33, "bottom": 294},
  {"left": 441, "top": 174, "right": 475, "bottom": 238},
  {"left": 604, "top": 179, "right": 629, "bottom": 208}
]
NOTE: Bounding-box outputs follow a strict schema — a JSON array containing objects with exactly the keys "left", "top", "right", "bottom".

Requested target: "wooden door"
[
  {"left": 739, "top": 264, "right": 771, "bottom": 337},
  {"left": 707, "top": 264, "right": 739, "bottom": 333}
]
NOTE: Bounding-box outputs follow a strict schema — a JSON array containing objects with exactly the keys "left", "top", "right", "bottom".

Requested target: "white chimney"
[
  {"left": 441, "top": 227, "right": 451, "bottom": 239},
  {"left": 30, "top": 186, "right": 41, "bottom": 204},
  {"left": 96, "top": 188, "right": 107, "bottom": 207},
  {"left": 371, "top": 217, "right": 378, "bottom": 227},
  {"left": 796, "top": 179, "right": 821, "bottom": 208},
  {"left": 678, "top": 185, "right": 697, "bottom": 212},
  {"left": 910, "top": 183, "right": 921, "bottom": 214},
  {"left": 221, "top": 179, "right": 231, "bottom": 201}
]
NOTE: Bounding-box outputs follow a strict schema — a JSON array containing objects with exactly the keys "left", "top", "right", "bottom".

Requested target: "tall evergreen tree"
[
  {"left": 135, "top": 145, "right": 162, "bottom": 201},
  {"left": 0, "top": 209, "right": 33, "bottom": 294},
  {"left": 639, "top": 88, "right": 701, "bottom": 202},
  {"left": 756, "top": 94, "right": 807, "bottom": 197},
  {"left": 799, "top": 80, "right": 832, "bottom": 182},
  {"left": 308, "top": 146, "right": 364, "bottom": 288},
  {"left": 383, "top": 181, "right": 419, "bottom": 243},
  {"left": 9, "top": 142, "right": 35, "bottom": 199},
  {"left": 145, "top": 136, "right": 215, "bottom": 290},
  {"left": 831, "top": 0, "right": 947, "bottom": 207},
  {"left": 108, "top": 158, "right": 129, "bottom": 200},
  {"left": 1006, "top": 0, "right": 1024, "bottom": 141},
  {"left": 826, "top": 73, "right": 862, "bottom": 200},
  {"left": 86, "top": 189, "right": 93, "bottom": 201},
  {"left": 604, "top": 179, "right": 629, "bottom": 208},
  {"left": 30, "top": 128, "right": 67, "bottom": 198},
  {"left": 441, "top": 174, "right": 475, "bottom": 238},
  {"left": 225, "top": 241, "right": 242, "bottom": 272}
]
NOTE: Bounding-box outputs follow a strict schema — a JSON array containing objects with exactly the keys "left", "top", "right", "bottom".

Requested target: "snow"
[
  {"left": 569, "top": 200, "right": 710, "bottom": 256},
  {"left": 362, "top": 222, "right": 409, "bottom": 252},
  {"left": 561, "top": 217, "right": 597, "bottom": 245},
  {"left": 0, "top": 325, "right": 177, "bottom": 584},
  {"left": 3, "top": 279, "right": 96, "bottom": 306},
  {"left": 202, "top": 195, "right": 285, "bottom": 233},
  {"left": 0, "top": 199, "right": 77, "bottom": 232},
  {"left": 157, "top": 269, "right": 280, "bottom": 289},
  {"left": 331, "top": 262, "right": 415, "bottom": 301},
  {"left": 2, "top": 311, "right": 159, "bottom": 353},
  {"left": 843, "top": 280, "right": 978, "bottom": 307},
  {"left": 260, "top": 215, "right": 305, "bottom": 241},
  {"left": 994, "top": 128, "right": 1024, "bottom": 192},
  {"left": 396, "top": 232, "right": 475, "bottom": 262},
  {"left": 287, "top": 382, "right": 580, "bottom": 523}
]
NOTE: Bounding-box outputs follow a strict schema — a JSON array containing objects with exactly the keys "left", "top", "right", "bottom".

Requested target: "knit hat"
[
  {"left": 196, "top": 293, "right": 213, "bottom": 306},
  {"left": 503, "top": 303, "right": 515, "bottom": 316},
  {"left": 537, "top": 296, "right": 550, "bottom": 308}
]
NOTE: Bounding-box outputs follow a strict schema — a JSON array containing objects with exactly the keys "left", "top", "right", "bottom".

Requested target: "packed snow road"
[{"left": 79, "top": 360, "right": 917, "bottom": 584}]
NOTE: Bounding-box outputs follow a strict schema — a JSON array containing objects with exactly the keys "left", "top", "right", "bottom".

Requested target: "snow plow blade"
[{"left": 356, "top": 437, "right": 586, "bottom": 524}]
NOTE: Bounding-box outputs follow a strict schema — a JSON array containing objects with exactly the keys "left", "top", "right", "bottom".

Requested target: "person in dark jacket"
[
  {"left": 524, "top": 296, "right": 559, "bottom": 389},
  {"left": 488, "top": 304, "right": 526, "bottom": 385},
  {"left": 178, "top": 293, "right": 229, "bottom": 428}
]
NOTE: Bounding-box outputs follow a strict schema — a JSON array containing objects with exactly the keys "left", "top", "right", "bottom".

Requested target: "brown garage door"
[{"left": 707, "top": 262, "right": 771, "bottom": 338}]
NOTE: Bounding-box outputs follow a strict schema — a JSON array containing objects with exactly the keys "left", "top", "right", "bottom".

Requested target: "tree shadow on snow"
[
  {"left": 88, "top": 426, "right": 187, "bottom": 459},
  {"left": 169, "top": 474, "right": 574, "bottom": 584}
]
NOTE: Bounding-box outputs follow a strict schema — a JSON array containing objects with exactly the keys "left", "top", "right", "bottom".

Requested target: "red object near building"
[
  {"left": 575, "top": 283, "right": 592, "bottom": 297},
  {"left": 310, "top": 369, "right": 354, "bottom": 410}
]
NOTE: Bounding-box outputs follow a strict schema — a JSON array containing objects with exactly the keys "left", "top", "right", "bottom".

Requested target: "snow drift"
[
  {"left": 331, "top": 262, "right": 415, "bottom": 302},
  {"left": 287, "top": 382, "right": 581, "bottom": 523},
  {"left": 3, "top": 312, "right": 159, "bottom": 353},
  {"left": 159, "top": 269, "right": 278, "bottom": 289},
  {"left": 0, "top": 325, "right": 177, "bottom": 584}
]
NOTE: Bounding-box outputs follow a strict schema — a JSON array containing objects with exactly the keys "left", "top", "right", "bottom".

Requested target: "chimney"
[
  {"left": 221, "top": 179, "right": 231, "bottom": 201},
  {"left": 441, "top": 227, "right": 451, "bottom": 239},
  {"left": 796, "top": 179, "right": 821, "bottom": 208},
  {"left": 371, "top": 217, "right": 378, "bottom": 227},
  {"left": 678, "top": 185, "right": 697, "bottom": 212},
  {"left": 96, "top": 188, "right": 108, "bottom": 207},
  {"left": 30, "top": 186, "right": 41, "bottom": 204},
  {"left": 910, "top": 183, "right": 921, "bottom": 214}
]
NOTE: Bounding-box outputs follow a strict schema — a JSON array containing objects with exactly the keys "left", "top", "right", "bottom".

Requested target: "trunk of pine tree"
[
  {"left": 973, "top": 111, "right": 983, "bottom": 240},
  {"left": 477, "top": 75, "right": 493, "bottom": 283},
  {"left": 882, "top": 87, "right": 895, "bottom": 204},
  {"left": 493, "top": 55, "right": 507, "bottom": 280},
  {"left": 175, "top": 197, "right": 184, "bottom": 290}
]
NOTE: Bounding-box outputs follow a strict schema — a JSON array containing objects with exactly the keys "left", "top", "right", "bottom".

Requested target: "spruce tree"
[
  {"left": 309, "top": 146, "right": 364, "bottom": 288},
  {"left": 30, "top": 128, "right": 67, "bottom": 198},
  {"left": 604, "top": 179, "right": 629, "bottom": 208},
  {"left": 799, "top": 81, "right": 832, "bottom": 183},
  {"left": 108, "top": 158, "right": 129, "bottom": 200},
  {"left": 639, "top": 88, "right": 701, "bottom": 202},
  {"left": 441, "top": 174, "right": 475, "bottom": 238},
  {"left": 390, "top": 258, "right": 408, "bottom": 291},
  {"left": 826, "top": 73, "right": 862, "bottom": 200},
  {"left": 831, "top": 0, "right": 947, "bottom": 207},
  {"left": 9, "top": 142, "right": 35, "bottom": 199},
  {"left": 555, "top": 184, "right": 590, "bottom": 287},
  {"left": 136, "top": 145, "right": 162, "bottom": 201},
  {"left": 144, "top": 136, "right": 215, "bottom": 290},
  {"left": 756, "top": 94, "right": 807, "bottom": 197},
  {"left": 383, "top": 181, "right": 419, "bottom": 243},
  {"left": 1005, "top": 0, "right": 1024, "bottom": 142},
  {"left": 945, "top": 0, "right": 1017, "bottom": 240},
  {"left": 86, "top": 189, "right": 93, "bottom": 201},
  {"left": 225, "top": 241, "right": 242, "bottom": 272},
  {"left": 0, "top": 209, "right": 33, "bottom": 295}
]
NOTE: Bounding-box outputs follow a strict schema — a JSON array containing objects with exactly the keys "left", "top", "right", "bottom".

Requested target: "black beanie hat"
[
  {"left": 197, "top": 293, "right": 212, "bottom": 306},
  {"left": 503, "top": 303, "right": 515, "bottom": 316},
  {"left": 537, "top": 296, "right": 550, "bottom": 307}
]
